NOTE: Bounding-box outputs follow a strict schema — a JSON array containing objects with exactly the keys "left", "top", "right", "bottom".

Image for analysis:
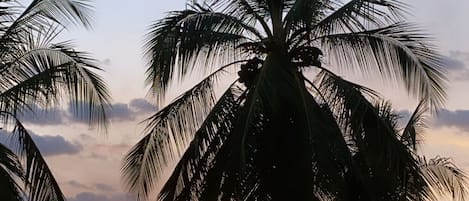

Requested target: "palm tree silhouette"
[
  {"left": 122, "top": 0, "right": 464, "bottom": 200},
  {"left": 0, "top": 0, "right": 110, "bottom": 201}
]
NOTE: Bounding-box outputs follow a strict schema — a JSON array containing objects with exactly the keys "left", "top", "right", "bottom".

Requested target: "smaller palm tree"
[
  {"left": 383, "top": 100, "right": 469, "bottom": 201},
  {"left": 0, "top": 0, "right": 110, "bottom": 201}
]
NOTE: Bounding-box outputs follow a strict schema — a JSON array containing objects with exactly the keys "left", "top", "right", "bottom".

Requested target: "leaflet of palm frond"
[
  {"left": 16, "top": 0, "right": 93, "bottom": 28},
  {"left": 0, "top": 0, "right": 93, "bottom": 58},
  {"left": 419, "top": 156, "right": 469, "bottom": 201},
  {"left": 401, "top": 100, "right": 428, "bottom": 150},
  {"left": 11, "top": 120, "right": 65, "bottom": 201},
  {"left": 158, "top": 84, "right": 244, "bottom": 201},
  {"left": 144, "top": 6, "right": 256, "bottom": 104},
  {"left": 317, "top": 70, "right": 427, "bottom": 199},
  {"left": 283, "top": 0, "right": 331, "bottom": 31},
  {"left": 315, "top": 0, "right": 406, "bottom": 35},
  {"left": 0, "top": 40, "right": 110, "bottom": 129},
  {"left": 123, "top": 64, "right": 241, "bottom": 200},
  {"left": 318, "top": 22, "right": 447, "bottom": 110},
  {"left": 210, "top": 0, "right": 271, "bottom": 28},
  {"left": 0, "top": 142, "right": 24, "bottom": 201}
]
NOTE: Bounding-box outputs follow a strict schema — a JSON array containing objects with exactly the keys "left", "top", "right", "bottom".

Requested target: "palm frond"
[
  {"left": 11, "top": 119, "right": 65, "bottom": 201},
  {"left": 0, "top": 0, "right": 93, "bottom": 58},
  {"left": 314, "top": 0, "right": 407, "bottom": 34},
  {"left": 419, "top": 156, "right": 469, "bottom": 201},
  {"left": 316, "top": 70, "right": 426, "bottom": 200},
  {"left": 0, "top": 38, "right": 110, "bottom": 129},
  {"left": 15, "top": 0, "right": 93, "bottom": 28},
  {"left": 122, "top": 62, "right": 240, "bottom": 200},
  {"left": 0, "top": 142, "right": 24, "bottom": 201},
  {"left": 318, "top": 22, "right": 447, "bottom": 110},
  {"left": 401, "top": 100, "right": 428, "bottom": 150},
  {"left": 144, "top": 6, "right": 254, "bottom": 104},
  {"left": 158, "top": 84, "right": 244, "bottom": 201}
]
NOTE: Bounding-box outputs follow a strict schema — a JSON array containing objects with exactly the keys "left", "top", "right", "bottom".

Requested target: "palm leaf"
[
  {"left": 401, "top": 100, "right": 428, "bottom": 150},
  {"left": 419, "top": 156, "right": 469, "bottom": 201},
  {"left": 0, "top": 38, "right": 110, "bottom": 129},
  {"left": 316, "top": 70, "right": 426, "bottom": 199},
  {"left": 159, "top": 84, "right": 244, "bottom": 201},
  {"left": 0, "top": 141, "right": 24, "bottom": 201},
  {"left": 122, "top": 62, "right": 241, "bottom": 200},
  {"left": 318, "top": 22, "right": 447, "bottom": 110},
  {"left": 11, "top": 119, "right": 65, "bottom": 201},
  {"left": 144, "top": 5, "right": 254, "bottom": 104}
]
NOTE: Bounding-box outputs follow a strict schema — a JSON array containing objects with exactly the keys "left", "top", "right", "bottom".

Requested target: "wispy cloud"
[
  {"left": 442, "top": 50, "right": 469, "bottom": 80},
  {"left": 0, "top": 130, "right": 82, "bottom": 156},
  {"left": 16, "top": 98, "right": 157, "bottom": 126},
  {"left": 68, "top": 192, "right": 132, "bottom": 201}
]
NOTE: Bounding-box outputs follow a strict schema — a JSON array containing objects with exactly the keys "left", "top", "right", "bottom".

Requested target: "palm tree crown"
[
  {"left": 0, "top": 0, "right": 110, "bottom": 201},
  {"left": 122, "top": 0, "right": 464, "bottom": 200}
]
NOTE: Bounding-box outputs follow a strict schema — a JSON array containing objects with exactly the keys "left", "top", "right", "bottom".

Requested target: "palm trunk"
[{"left": 251, "top": 51, "right": 317, "bottom": 201}]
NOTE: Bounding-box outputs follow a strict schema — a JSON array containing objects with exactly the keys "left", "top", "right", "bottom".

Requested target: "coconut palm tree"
[
  {"left": 380, "top": 101, "right": 468, "bottom": 201},
  {"left": 0, "top": 0, "right": 110, "bottom": 201},
  {"left": 122, "top": 0, "right": 461, "bottom": 200}
]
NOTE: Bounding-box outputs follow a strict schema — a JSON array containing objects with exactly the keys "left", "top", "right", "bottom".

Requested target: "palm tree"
[
  {"left": 0, "top": 0, "right": 110, "bottom": 201},
  {"left": 122, "top": 0, "right": 461, "bottom": 200},
  {"left": 379, "top": 101, "right": 468, "bottom": 201}
]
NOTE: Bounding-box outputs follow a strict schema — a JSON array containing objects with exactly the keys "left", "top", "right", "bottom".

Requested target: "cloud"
[
  {"left": 442, "top": 51, "right": 469, "bottom": 80},
  {"left": 68, "top": 180, "right": 92, "bottom": 190},
  {"left": 31, "top": 133, "right": 83, "bottom": 156},
  {"left": 94, "top": 183, "right": 115, "bottom": 192},
  {"left": 18, "top": 105, "right": 67, "bottom": 125},
  {"left": 107, "top": 103, "right": 135, "bottom": 121},
  {"left": 0, "top": 130, "right": 82, "bottom": 156},
  {"left": 129, "top": 98, "right": 157, "bottom": 113},
  {"left": 433, "top": 109, "right": 469, "bottom": 132},
  {"left": 68, "top": 192, "right": 132, "bottom": 201},
  {"left": 11, "top": 98, "right": 157, "bottom": 126}
]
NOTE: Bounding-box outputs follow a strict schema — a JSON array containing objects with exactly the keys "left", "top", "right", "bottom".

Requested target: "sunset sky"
[{"left": 4, "top": 1, "right": 469, "bottom": 200}]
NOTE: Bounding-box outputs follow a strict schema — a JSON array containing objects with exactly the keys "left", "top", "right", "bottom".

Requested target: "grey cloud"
[
  {"left": 94, "top": 183, "right": 115, "bottom": 192},
  {"left": 0, "top": 130, "right": 82, "bottom": 156},
  {"left": 31, "top": 133, "right": 82, "bottom": 156},
  {"left": 443, "top": 51, "right": 469, "bottom": 80},
  {"left": 433, "top": 109, "right": 469, "bottom": 132},
  {"left": 68, "top": 180, "right": 92, "bottom": 190},
  {"left": 89, "top": 152, "right": 108, "bottom": 160},
  {"left": 18, "top": 105, "right": 66, "bottom": 125},
  {"left": 396, "top": 110, "right": 411, "bottom": 127},
  {"left": 14, "top": 98, "right": 157, "bottom": 126},
  {"left": 108, "top": 103, "right": 135, "bottom": 121},
  {"left": 129, "top": 98, "right": 157, "bottom": 113},
  {"left": 396, "top": 108, "right": 469, "bottom": 133},
  {"left": 69, "top": 192, "right": 133, "bottom": 201}
]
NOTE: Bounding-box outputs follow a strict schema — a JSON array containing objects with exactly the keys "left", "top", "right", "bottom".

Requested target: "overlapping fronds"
[
  {"left": 318, "top": 22, "right": 447, "bottom": 110},
  {"left": 144, "top": 4, "right": 255, "bottom": 104},
  {"left": 0, "top": 142, "right": 24, "bottom": 201},
  {"left": 419, "top": 157, "right": 469, "bottom": 201},
  {"left": 0, "top": 36, "right": 110, "bottom": 129},
  {"left": 0, "top": 0, "right": 93, "bottom": 56},
  {"left": 122, "top": 63, "right": 240, "bottom": 200},
  {"left": 8, "top": 119, "right": 65, "bottom": 201},
  {"left": 130, "top": 0, "right": 458, "bottom": 200},
  {"left": 401, "top": 100, "right": 428, "bottom": 150},
  {"left": 0, "top": 1, "right": 108, "bottom": 201},
  {"left": 158, "top": 85, "right": 244, "bottom": 201},
  {"left": 316, "top": 70, "right": 427, "bottom": 199}
]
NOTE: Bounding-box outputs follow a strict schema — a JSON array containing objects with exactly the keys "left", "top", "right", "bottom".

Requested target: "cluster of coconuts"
[
  {"left": 238, "top": 57, "right": 263, "bottom": 87},
  {"left": 237, "top": 46, "right": 323, "bottom": 87},
  {"left": 291, "top": 46, "right": 323, "bottom": 67}
]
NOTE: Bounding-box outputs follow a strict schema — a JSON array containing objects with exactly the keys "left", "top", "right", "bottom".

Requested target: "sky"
[{"left": 2, "top": 1, "right": 469, "bottom": 201}]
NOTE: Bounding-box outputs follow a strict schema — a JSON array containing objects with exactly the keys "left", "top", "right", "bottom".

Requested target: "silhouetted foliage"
[
  {"left": 0, "top": 0, "right": 110, "bottom": 200},
  {"left": 123, "top": 0, "right": 467, "bottom": 200}
]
